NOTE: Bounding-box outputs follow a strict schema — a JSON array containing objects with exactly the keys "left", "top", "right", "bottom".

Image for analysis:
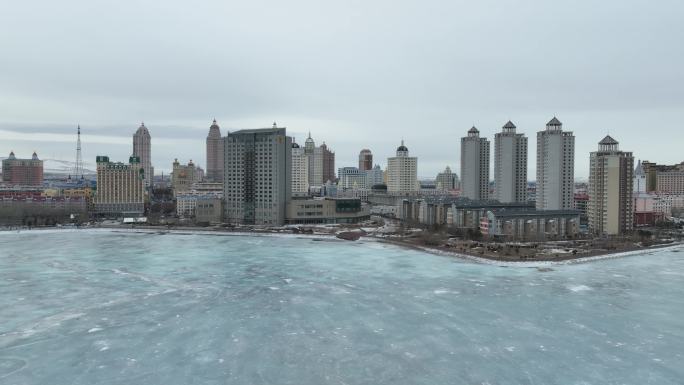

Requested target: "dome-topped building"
[
  {"left": 387, "top": 140, "right": 417, "bottom": 193},
  {"left": 396, "top": 140, "right": 409, "bottom": 156}
]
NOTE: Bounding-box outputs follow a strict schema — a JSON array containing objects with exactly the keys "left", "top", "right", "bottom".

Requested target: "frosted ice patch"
[
  {"left": 94, "top": 340, "right": 109, "bottom": 352},
  {"left": 568, "top": 285, "right": 592, "bottom": 292}
]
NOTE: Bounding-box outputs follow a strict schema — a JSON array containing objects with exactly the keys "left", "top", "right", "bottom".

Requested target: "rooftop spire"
[
  {"left": 598, "top": 135, "right": 619, "bottom": 151},
  {"left": 546, "top": 116, "right": 562, "bottom": 127},
  {"left": 503, "top": 120, "right": 516, "bottom": 133}
]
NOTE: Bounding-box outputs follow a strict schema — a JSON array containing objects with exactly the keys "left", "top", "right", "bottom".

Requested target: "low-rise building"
[
  {"left": 401, "top": 197, "right": 535, "bottom": 228},
  {"left": 481, "top": 209, "right": 581, "bottom": 241},
  {"left": 195, "top": 197, "right": 223, "bottom": 224},
  {"left": 338, "top": 167, "right": 366, "bottom": 190},
  {"left": 285, "top": 197, "right": 370, "bottom": 224},
  {"left": 0, "top": 196, "right": 87, "bottom": 225}
]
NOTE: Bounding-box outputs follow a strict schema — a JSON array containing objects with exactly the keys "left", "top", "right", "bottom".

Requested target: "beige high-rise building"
[
  {"left": 93, "top": 155, "right": 145, "bottom": 215},
  {"left": 206, "top": 119, "right": 224, "bottom": 183},
  {"left": 641, "top": 161, "right": 684, "bottom": 193},
  {"left": 536, "top": 117, "right": 574, "bottom": 210},
  {"left": 460, "top": 127, "right": 490, "bottom": 201},
  {"left": 291, "top": 140, "right": 309, "bottom": 196},
  {"left": 494, "top": 121, "right": 527, "bottom": 203},
  {"left": 387, "top": 140, "right": 418, "bottom": 193},
  {"left": 588, "top": 135, "right": 634, "bottom": 235},
  {"left": 172, "top": 159, "right": 202, "bottom": 196},
  {"left": 303, "top": 133, "right": 335, "bottom": 186},
  {"left": 132, "top": 122, "right": 153, "bottom": 187},
  {"left": 435, "top": 166, "right": 458, "bottom": 190}
]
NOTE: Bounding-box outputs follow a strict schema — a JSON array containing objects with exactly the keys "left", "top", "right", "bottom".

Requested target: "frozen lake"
[{"left": 1, "top": 230, "right": 683, "bottom": 384}]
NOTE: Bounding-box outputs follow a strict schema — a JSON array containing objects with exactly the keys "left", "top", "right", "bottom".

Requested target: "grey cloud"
[{"left": 0, "top": 0, "right": 682, "bottom": 178}]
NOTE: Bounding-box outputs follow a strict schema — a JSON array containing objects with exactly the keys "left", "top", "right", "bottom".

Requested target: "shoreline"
[
  {"left": 3, "top": 224, "right": 683, "bottom": 266},
  {"left": 371, "top": 236, "right": 684, "bottom": 266}
]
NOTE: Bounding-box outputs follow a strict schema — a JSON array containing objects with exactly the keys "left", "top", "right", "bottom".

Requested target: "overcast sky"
[{"left": 1, "top": 0, "right": 682, "bottom": 179}]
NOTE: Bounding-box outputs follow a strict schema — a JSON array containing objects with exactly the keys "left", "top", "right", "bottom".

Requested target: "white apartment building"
[
  {"left": 291, "top": 141, "right": 309, "bottom": 197},
  {"left": 387, "top": 141, "right": 418, "bottom": 193},
  {"left": 494, "top": 121, "right": 527, "bottom": 203},
  {"left": 365, "top": 164, "right": 385, "bottom": 188},
  {"left": 536, "top": 117, "right": 575, "bottom": 210},
  {"left": 460, "top": 127, "right": 490, "bottom": 201},
  {"left": 338, "top": 167, "right": 366, "bottom": 190}
]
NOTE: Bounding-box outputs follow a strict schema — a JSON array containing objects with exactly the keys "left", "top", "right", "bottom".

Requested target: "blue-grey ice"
[{"left": 1, "top": 230, "right": 683, "bottom": 384}]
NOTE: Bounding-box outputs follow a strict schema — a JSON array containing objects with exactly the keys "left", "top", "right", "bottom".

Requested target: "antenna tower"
[{"left": 74, "top": 124, "right": 84, "bottom": 177}]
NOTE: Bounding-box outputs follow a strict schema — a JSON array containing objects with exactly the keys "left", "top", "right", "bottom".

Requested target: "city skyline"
[
  {"left": 1, "top": 1, "right": 683, "bottom": 178},
  {"left": 0, "top": 117, "right": 672, "bottom": 181}
]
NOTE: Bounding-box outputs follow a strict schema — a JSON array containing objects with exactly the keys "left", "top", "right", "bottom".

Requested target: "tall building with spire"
[
  {"left": 132, "top": 122, "right": 153, "bottom": 187},
  {"left": 302, "top": 132, "right": 335, "bottom": 186},
  {"left": 387, "top": 140, "right": 418, "bottom": 193},
  {"left": 206, "top": 119, "right": 224, "bottom": 183},
  {"left": 460, "top": 126, "right": 490, "bottom": 201},
  {"left": 633, "top": 160, "right": 646, "bottom": 194},
  {"left": 494, "top": 121, "right": 527, "bottom": 203},
  {"left": 536, "top": 117, "right": 574, "bottom": 210},
  {"left": 358, "top": 149, "right": 373, "bottom": 171},
  {"left": 588, "top": 135, "right": 634, "bottom": 235}
]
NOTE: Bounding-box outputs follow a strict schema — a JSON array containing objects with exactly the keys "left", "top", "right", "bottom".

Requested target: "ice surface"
[{"left": 1, "top": 230, "right": 684, "bottom": 384}]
